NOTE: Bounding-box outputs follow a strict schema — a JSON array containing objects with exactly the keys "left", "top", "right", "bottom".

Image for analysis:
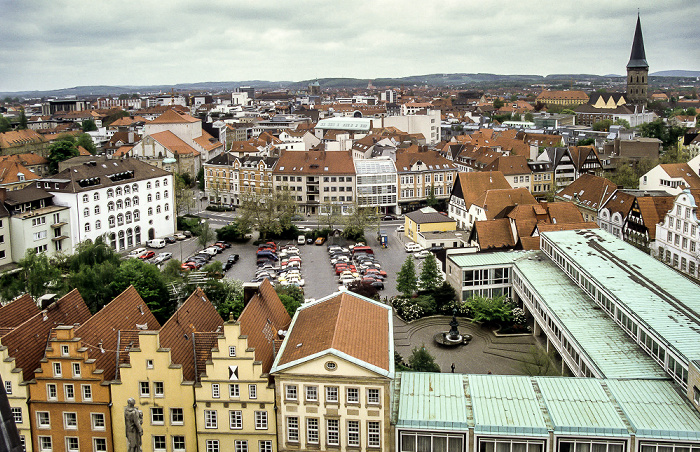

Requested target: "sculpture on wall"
[{"left": 124, "top": 398, "right": 143, "bottom": 452}]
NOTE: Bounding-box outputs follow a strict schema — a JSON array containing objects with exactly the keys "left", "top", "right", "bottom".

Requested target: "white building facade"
[
  {"left": 353, "top": 158, "right": 398, "bottom": 215},
  {"left": 654, "top": 189, "right": 700, "bottom": 279}
]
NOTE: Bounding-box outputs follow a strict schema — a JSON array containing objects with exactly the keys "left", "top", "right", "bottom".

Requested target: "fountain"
[{"left": 434, "top": 308, "right": 472, "bottom": 347}]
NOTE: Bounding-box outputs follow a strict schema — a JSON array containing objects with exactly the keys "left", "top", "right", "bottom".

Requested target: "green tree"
[
  {"left": 319, "top": 200, "right": 341, "bottom": 230},
  {"left": 216, "top": 221, "right": 250, "bottom": 242},
  {"left": 493, "top": 98, "right": 504, "bottom": 109},
  {"left": 275, "top": 285, "right": 304, "bottom": 317},
  {"left": 396, "top": 256, "right": 418, "bottom": 297},
  {"left": 19, "top": 250, "right": 62, "bottom": 298},
  {"left": 466, "top": 295, "right": 513, "bottom": 324},
  {"left": 66, "top": 236, "right": 120, "bottom": 272},
  {"left": 199, "top": 278, "right": 243, "bottom": 320},
  {"left": 524, "top": 112, "right": 534, "bottom": 122},
  {"left": 81, "top": 119, "right": 97, "bottom": 132},
  {"left": 102, "top": 109, "right": 129, "bottom": 127},
  {"left": 342, "top": 203, "right": 379, "bottom": 242},
  {"left": 197, "top": 167, "right": 205, "bottom": 190},
  {"left": 238, "top": 188, "right": 298, "bottom": 241},
  {"left": 66, "top": 260, "right": 119, "bottom": 313},
  {"left": 18, "top": 108, "right": 28, "bottom": 129},
  {"left": 639, "top": 118, "right": 687, "bottom": 149},
  {"left": 407, "top": 345, "right": 441, "bottom": 372},
  {"left": 47, "top": 136, "right": 79, "bottom": 173},
  {"left": 592, "top": 119, "right": 613, "bottom": 132},
  {"left": 520, "top": 346, "right": 559, "bottom": 376},
  {"left": 432, "top": 281, "right": 458, "bottom": 314},
  {"left": 196, "top": 220, "right": 216, "bottom": 249},
  {"left": 76, "top": 133, "right": 97, "bottom": 154},
  {"left": 613, "top": 118, "right": 631, "bottom": 129},
  {"left": 109, "top": 258, "right": 173, "bottom": 324},
  {"left": 419, "top": 254, "right": 441, "bottom": 292},
  {"left": 174, "top": 173, "right": 195, "bottom": 215},
  {"left": 604, "top": 159, "right": 638, "bottom": 189},
  {"left": 577, "top": 137, "right": 595, "bottom": 146},
  {"left": 0, "top": 116, "right": 11, "bottom": 132},
  {"left": 426, "top": 185, "right": 438, "bottom": 207},
  {"left": 561, "top": 109, "right": 576, "bottom": 115}
]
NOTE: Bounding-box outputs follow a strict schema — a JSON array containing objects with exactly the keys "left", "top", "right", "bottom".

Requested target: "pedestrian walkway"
[{"left": 393, "top": 313, "right": 539, "bottom": 375}]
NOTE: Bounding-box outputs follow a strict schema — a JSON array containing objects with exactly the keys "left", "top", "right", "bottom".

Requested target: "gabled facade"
[
  {"left": 448, "top": 171, "right": 511, "bottom": 230},
  {"left": 653, "top": 189, "right": 700, "bottom": 280},
  {"left": 540, "top": 146, "right": 603, "bottom": 187},
  {"left": 271, "top": 291, "right": 393, "bottom": 452},
  {"left": 639, "top": 162, "right": 700, "bottom": 195},
  {"left": 395, "top": 148, "right": 456, "bottom": 214},
  {"left": 555, "top": 174, "right": 617, "bottom": 223},
  {"left": 203, "top": 153, "right": 278, "bottom": 207}
]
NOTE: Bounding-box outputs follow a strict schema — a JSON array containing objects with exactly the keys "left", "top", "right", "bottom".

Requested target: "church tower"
[{"left": 626, "top": 14, "right": 649, "bottom": 105}]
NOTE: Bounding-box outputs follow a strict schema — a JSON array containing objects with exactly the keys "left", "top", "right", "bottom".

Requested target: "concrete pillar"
[{"left": 533, "top": 320, "right": 541, "bottom": 337}]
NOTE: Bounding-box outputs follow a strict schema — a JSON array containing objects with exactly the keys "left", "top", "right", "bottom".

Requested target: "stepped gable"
[
  {"left": 158, "top": 287, "right": 223, "bottom": 382},
  {"left": 238, "top": 279, "right": 291, "bottom": 375},
  {"left": 74, "top": 285, "right": 160, "bottom": 381},
  {"left": 1, "top": 289, "right": 91, "bottom": 381}
]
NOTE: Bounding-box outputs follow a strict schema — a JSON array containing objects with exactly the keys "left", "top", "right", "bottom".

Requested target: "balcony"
[{"left": 51, "top": 221, "right": 67, "bottom": 228}]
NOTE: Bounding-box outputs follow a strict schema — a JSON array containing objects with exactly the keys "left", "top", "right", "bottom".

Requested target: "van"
[
  {"left": 350, "top": 245, "right": 373, "bottom": 257},
  {"left": 147, "top": 239, "right": 166, "bottom": 249},
  {"left": 127, "top": 247, "right": 147, "bottom": 258},
  {"left": 404, "top": 243, "right": 422, "bottom": 253},
  {"left": 297, "top": 235, "right": 306, "bottom": 245}
]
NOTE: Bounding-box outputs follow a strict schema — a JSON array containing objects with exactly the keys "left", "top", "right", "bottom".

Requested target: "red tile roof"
[
  {"left": 148, "top": 108, "right": 200, "bottom": 124},
  {"left": 276, "top": 150, "right": 354, "bottom": 176},
  {"left": 473, "top": 187, "right": 538, "bottom": 219},
  {"left": 659, "top": 163, "right": 700, "bottom": 189},
  {"left": 1, "top": 289, "right": 91, "bottom": 381},
  {"left": 238, "top": 279, "right": 291, "bottom": 375},
  {"left": 75, "top": 285, "right": 160, "bottom": 381},
  {"left": 276, "top": 292, "right": 390, "bottom": 373},
  {"left": 158, "top": 288, "right": 223, "bottom": 382},
  {"left": 556, "top": 174, "right": 617, "bottom": 210},
  {"left": 0, "top": 129, "right": 47, "bottom": 149},
  {"left": 0, "top": 294, "right": 40, "bottom": 330},
  {"left": 474, "top": 218, "right": 516, "bottom": 250},
  {"left": 150, "top": 130, "right": 200, "bottom": 156},
  {"left": 453, "top": 171, "right": 512, "bottom": 208},
  {"left": 636, "top": 195, "right": 675, "bottom": 240}
]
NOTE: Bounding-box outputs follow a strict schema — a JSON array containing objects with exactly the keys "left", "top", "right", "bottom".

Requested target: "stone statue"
[{"left": 124, "top": 398, "right": 143, "bottom": 452}]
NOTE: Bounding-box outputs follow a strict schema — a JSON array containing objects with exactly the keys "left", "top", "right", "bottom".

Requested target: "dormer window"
[{"left": 18, "top": 173, "right": 25, "bottom": 181}]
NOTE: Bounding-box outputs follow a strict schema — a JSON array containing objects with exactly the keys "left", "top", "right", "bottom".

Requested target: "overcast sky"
[{"left": 1, "top": 0, "right": 698, "bottom": 92}]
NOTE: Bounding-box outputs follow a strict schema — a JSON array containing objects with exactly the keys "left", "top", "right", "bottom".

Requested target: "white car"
[
  {"left": 404, "top": 242, "right": 423, "bottom": 253},
  {"left": 153, "top": 252, "right": 172, "bottom": 264},
  {"left": 202, "top": 247, "right": 220, "bottom": 256},
  {"left": 414, "top": 250, "right": 431, "bottom": 259},
  {"left": 396, "top": 225, "right": 405, "bottom": 232}
]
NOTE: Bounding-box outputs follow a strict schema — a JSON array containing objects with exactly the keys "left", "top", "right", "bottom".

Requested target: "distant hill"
[
  {"left": 2, "top": 71, "right": 697, "bottom": 98},
  {"left": 651, "top": 70, "right": 700, "bottom": 77}
]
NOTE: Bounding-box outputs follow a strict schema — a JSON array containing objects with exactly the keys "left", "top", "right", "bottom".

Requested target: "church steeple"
[
  {"left": 626, "top": 14, "right": 649, "bottom": 105},
  {"left": 627, "top": 14, "right": 648, "bottom": 69}
]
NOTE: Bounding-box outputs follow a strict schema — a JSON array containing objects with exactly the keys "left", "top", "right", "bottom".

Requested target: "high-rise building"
[{"left": 626, "top": 14, "right": 649, "bottom": 105}]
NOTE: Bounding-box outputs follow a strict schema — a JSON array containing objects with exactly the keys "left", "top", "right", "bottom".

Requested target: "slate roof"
[
  {"left": 627, "top": 15, "right": 649, "bottom": 69},
  {"left": 0, "top": 294, "right": 40, "bottom": 330},
  {"left": 0, "top": 289, "right": 91, "bottom": 381},
  {"left": 48, "top": 157, "right": 171, "bottom": 193},
  {"left": 238, "top": 279, "right": 291, "bottom": 375},
  {"left": 158, "top": 287, "right": 223, "bottom": 382},
  {"left": 273, "top": 290, "right": 392, "bottom": 376},
  {"left": 406, "top": 207, "right": 455, "bottom": 224},
  {"left": 74, "top": 285, "right": 160, "bottom": 381}
]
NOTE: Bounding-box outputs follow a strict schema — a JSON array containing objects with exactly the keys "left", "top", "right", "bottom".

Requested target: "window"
[
  {"left": 255, "top": 411, "right": 268, "bottom": 430},
  {"left": 94, "top": 192, "right": 100, "bottom": 201},
  {"left": 39, "top": 436, "right": 52, "bottom": 452},
  {"left": 153, "top": 435, "right": 166, "bottom": 451},
  {"left": 61, "top": 345, "right": 70, "bottom": 356},
  {"left": 91, "top": 413, "right": 105, "bottom": 430},
  {"left": 249, "top": 384, "right": 257, "bottom": 399},
  {"left": 235, "top": 440, "right": 248, "bottom": 452},
  {"left": 559, "top": 440, "right": 623, "bottom": 452},
  {"left": 95, "top": 220, "right": 101, "bottom": 230},
  {"left": 85, "top": 223, "right": 91, "bottom": 232},
  {"left": 259, "top": 440, "right": 273, "bottom": 452},
  {"left": 139, "top": 381, "right": 149, "bottom": 397},
  {"left": 287, "top": 416, "right": 299, "bottom": 442},
  {"left": 72, "top": 362, "right": 81, "bottom": 377},
  {"left": 347, "top": 387, "right": 359, "bottom": 404},
  {"left": 170, "top": 407, "right": 184, "bottom": 425},
  {"left": 53, "top": 362, "right": 62, "bottom": 377},
  {"left": 83, "top": 194, "right": 89, "bottom": 203},
  {"left": 64, "top": 412, "right": 77, "bottom": 429},
  {"left": 47, "top": 384, "right": 57, "bottom": 400},
  {"left": 367, "top": 388, "right": 380, "bottom": 405},
  {"left": 285, "top": 384, "right": 297, "bottom": 401},
  {"left": 94, "top": 438, "right": 107, "bottom": 452},
  {"left": 5, "top": 380, "right": 11, "bottom": 394},
  {"left": 82, "top": 384, "right": 92, "bottom": 401},
  {"left": 326, "top": 386, "right": 338, "bottom": 403},
  {"left": 229, "top": 410, "right": 242, "bottom": 429},
  {"left": 84, "top": 207, "right": 90, "bottom": 217},
  {"left": 151, "top": 407, "right": 164, "bottom": 425},
  {"left": 32, "top": 217, "right": 46, "bottom": 226},
  {"left": 306, "top": 385, "right": 318, "bottom": 402},
  {"left": 64, "top": 384, "right": 75, "bottom": 400},
  {"left": 11, "top": 407, "right": 22, "bottom": 423},
  {"left": 206, "top": 440, "right": 220, "bottom": 452},
  {"left": 205, "top": 410, "right": 217, "bottom": 428},
  {"left": 229, "top": 383, "right": 240, "bottom": 398},
  {"left": 37, "top": 411, "right": 50, "bottom": 428},
  {"left": 212, "top": 383, "right": 220, "bottom": 398},
  {"left": 327, "top": 419, "right": 340, "bottom": 446},
  {"left": 173, "top": 436, "right": 186, "bottom": 451},
  {"left": 229, "top": 345, "right": 236, "bottom": 357},
  {"left": 348, "top": 420, "right": 360, "bottom": 447}
]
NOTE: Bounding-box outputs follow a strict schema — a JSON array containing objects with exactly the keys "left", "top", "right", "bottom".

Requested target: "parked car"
[
  {"left": 183, "top": 230, "right": 192, "bottom": 238},
  {"left": 147, "top": 239, "right": 166, "bottom": 249},
  {"left": 139, "top": 251, "right": 156, "bottom": 260},
  {"left": 381, "top": 215, "right": 395, "bottom": 221},
  {"left": 227, "top": 254, "right": 239, "bottom": 263},
  {"left": 315, "top": 237, "right": 326, "bottom": 245},
  {"left": 164, "top": 236, "right": 177, "bottom": 244},
  {"left": 297, "top": 235, "right": 306, "bottom": 245},
  {"left": 404, "top": 242, "right": 423, "bottom": 253},
  {"left": 181, "top": 262, "right": 196, "bottom": 271},
  {"left": 215, "top": 241, "right": 231, "bottom": 249},
  {"left": 396, "top": 225, "right": 405, "bottom": 232},
  {"left": 174, "top": 233, "right": 186, "bottom": 241},
  {"left": 153, "top": 252, "right": 172, "bottom": 264},
  {"left": 414, "top": 250, "right": 431, "bottom": 259}
]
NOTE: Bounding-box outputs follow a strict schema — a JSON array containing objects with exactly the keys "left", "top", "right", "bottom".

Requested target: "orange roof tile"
[
  {"left": 484, "top": 155, "right": 531, "bottom": 175},
  {"left": 636, "top": 195, "right": 675, "bottom": 240},
  {"left": 148, "top": 108, "right": 200, "bottom": 124},
  {"left": 0, "top": 129, "right": 47, "bottom": 148},
  {"left": 150, "top": 130, "right": 200, "bottom": 156},
  {"left": 0, "top": 294, "right": 40, "bottom": 330},
  {"left": 0, "top": 160, "right": 40, "bottom": 185},
  {"left": 453, "top": 171, "right": 512, "bottom": 208},
  {"left": 659, "top": 163, "right": 700, "bottom": 189},
  {"left": 556, "top": 174, "right": 617, "bottom": 210},
  {"left": 193, "top": 130, "right": 223, "bottom": 151},
  {"left": 474, "top": 218, "right": 516, "bottom": 250},
  {"left": 276, "top": 150, "right": 354, "bottom": 175},
  {"left": 473, "top": 187, "right": 538, "bottom": 219},
  {"left": 0, "top": 152, "right": 48, "bottom": 166}
]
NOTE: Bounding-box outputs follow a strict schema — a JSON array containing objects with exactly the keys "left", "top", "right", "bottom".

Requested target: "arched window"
[
  {"left": 108, "top": 201, "right": 115, "bottom": 212},
  {"left": 132, "top": 183, "right": 138, "bottom": 192},
  {"left": 94, "top": 205, "right": 100, "bottom": 215},
  {"left": 116, "top": 199, "right": 123, "bottom": 210},
  {"left": 82, "top": 194, "right": 89, "bottom": 203},
  {"left": 135, "top": 226, "right": 141, "bottom": 244},
  {"left": 95, "top": 220, "right": 101, "bottom": 230},
  {"left": 156, "top": 205, "right": 161, "bottom": 214},
  {"left": 93, "top": 192, "right": 99, "bottom": 201},
  {"left": 124, "top": 185, "right": 130, "bottom": 194},
  {"left": 107, "top": 189, "right": 114, "bottom": 198},
  {"left": 148, "top": 207, "right": 153, "bottom": 216},
  {"left": 118, "top": 230, "right": 125, "bottom": 250},
  {"left": 163, "top": 190, "right": 168, "bottom": 198},
  {"left": 155, "top": 180, "right": 160, "bottom": 188},
  {"left": 109, "top": 216, "right": 116, "bottom": 228},
  {"left": 116, "top": 187, "right": 123, "bottom": 196},
  {"left": 134, "top": 209, "right": 140, "bottom": 221},
  {"left": 126, "top": 228, "right": 133, "bottom": 248},
  {"left": 147, "top": 194, "right": 152, "bottom": 202},
  {"left": 85, "top": 223, "right": 90, "bottom": 232},
  {"left": 133, "top": 196, "right": 139, "bottom": 206},
  {"left": 163, "top": 178, "right": 168, "bottom": 186},
  {"left": 146, "top": 182, "right": 152, "bottom": 190},
  {"left": 117, "top": 213, "right": 124, "bottom": 226},
  {"left": 125, "top": 198, "right": 131, "bottom": 208},
  {"left": 83, "top": 207, "right": 89, "bottom": 217},
  {"left": 156, "top": 192, "right": 161, "bottom": 200},
  {"left": 164, "top": 203, "right": 169, "bottom": 212},
  {"left": 125, "top": 212, "right": 132, "bottom": 223}
]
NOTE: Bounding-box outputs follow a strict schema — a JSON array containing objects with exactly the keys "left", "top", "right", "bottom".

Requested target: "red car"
[
  {"left": 335, "top": 264, "right": 357, "bottom": 275},
  {"left": 364, "top": 268, "right": 387, "bottom": 278},
  {"left": 139, "top": 251, "right": 155, "bottom": 260},
  {"left": 181, "top": 262, "right": 196, "bottom": 271}
]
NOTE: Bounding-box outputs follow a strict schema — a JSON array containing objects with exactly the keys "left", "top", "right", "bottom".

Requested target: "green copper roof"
[
  {"left": 394, "top": 372, "right": 470, "bottom": 430},
  {"left": 448, "top": 250, "right": 535, "bottom": 268},
  {"left": 542, "top": 229, "right": 700, "bottom": 363},
  {"left": 514, "top": 255, "right": 667, "bottom": 379},
  {"left": 468, "top": 374, "right": 549, "bottom": 436}
]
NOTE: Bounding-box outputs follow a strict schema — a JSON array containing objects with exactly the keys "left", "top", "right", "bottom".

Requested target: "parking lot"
[{"left": 145, "top": 224, "right": 422, "bottom": 301}]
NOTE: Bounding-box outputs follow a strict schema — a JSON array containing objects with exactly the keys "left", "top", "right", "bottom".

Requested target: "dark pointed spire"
[{"left": 627, "top": 14, "right": 648, "bottom": 69}]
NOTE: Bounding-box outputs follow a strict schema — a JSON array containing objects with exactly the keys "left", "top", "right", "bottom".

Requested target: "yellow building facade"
[
  {"left": 1, "top": 344, "right": 33, "bottom": 452},
  {"left": 405, "top": 207, "right": 457, "bottom": 242},
  {"left": 110, "top": 331, "right": 197, "bottom": 452},
  {"left": 194, "top": 321, "right": 278, "bottom": 452}
]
